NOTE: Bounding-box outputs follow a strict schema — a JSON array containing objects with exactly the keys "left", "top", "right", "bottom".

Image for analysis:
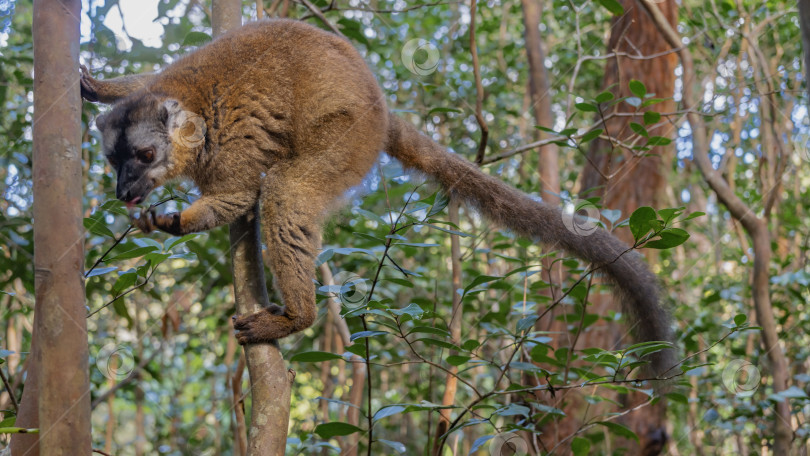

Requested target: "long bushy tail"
[{"left": 386, "top": 114, "right": 676, "bottom": 378}]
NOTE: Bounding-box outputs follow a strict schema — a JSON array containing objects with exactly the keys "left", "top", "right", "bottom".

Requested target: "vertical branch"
[
  {"left": 431, "top": 199, "right": 464, "bottom": 456},
  {"left": 213, "top": 1, "right": 294, "bottom": 454},
  {"left": 798, "top": 0, "right": 810, "bottom": 101},
  {"left": 13, "top": 1, "right": 91, "bottom": 455},
  {"left": 470, "top": 0, "right": 489, "bottom": 163},
  {"left": 232, "top": 353, "right": 249, "bottom": 456},
  {"left": 520, "top": 0, "right": 560, "bottom": 204}
]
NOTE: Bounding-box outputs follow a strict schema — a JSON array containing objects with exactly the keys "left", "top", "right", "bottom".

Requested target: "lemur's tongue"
[{"left": 125, "top": 196, "right": 143, "bottom": 209}]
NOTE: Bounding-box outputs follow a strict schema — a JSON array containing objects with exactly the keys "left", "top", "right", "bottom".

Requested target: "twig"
[
  {"left": 86, "top": 266, "right": 159, "bottom": 318},
  {"left": 296, "top": 0, "right": 344, "bottom": 37},
  {"left": 91, "top": 349, "right": 160, "bottom": 409},
  {"left": 0, "top": 365, "right": 18, "bottom": 413}
]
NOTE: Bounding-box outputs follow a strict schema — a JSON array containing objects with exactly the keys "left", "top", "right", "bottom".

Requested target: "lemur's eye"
[{"left": 136, "top": 147, "right": 155, "bottom": 163}]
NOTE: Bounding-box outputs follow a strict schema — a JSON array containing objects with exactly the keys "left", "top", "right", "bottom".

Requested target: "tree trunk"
[
  {"left": 213, "top": 1, "right": 295, "bottom": 454},
  {"left": 12, "top": 0, "right": 91, "bottom": 455},
  {"left": 570, "top": 1, "right": 678, "bottom": 453}
]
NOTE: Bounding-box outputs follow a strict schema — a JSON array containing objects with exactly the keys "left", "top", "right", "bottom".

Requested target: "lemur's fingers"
[
  {"left": 153, "top": 212, "right": 183, "bottom": 235},
  {"left": 130, "top": 207, "right": 157, "bottom": 233}
]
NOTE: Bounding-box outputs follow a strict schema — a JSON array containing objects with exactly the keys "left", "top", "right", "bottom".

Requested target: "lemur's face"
[{"left": 96, "top": 95, "right": 202, "bottom": 207}]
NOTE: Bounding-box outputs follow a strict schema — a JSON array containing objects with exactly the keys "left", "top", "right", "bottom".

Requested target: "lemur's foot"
[{"left": 232, "top": 305, "right": 297, "bottom": 344}]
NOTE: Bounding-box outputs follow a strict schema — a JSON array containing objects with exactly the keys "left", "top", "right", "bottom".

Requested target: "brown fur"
[{"left": 83, "top": 19, "right": 675, "bottom": 377}]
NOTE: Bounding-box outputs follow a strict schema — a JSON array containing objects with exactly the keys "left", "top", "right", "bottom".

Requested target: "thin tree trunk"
[
  {"left": 799, "top": 0, "right": 810, "bottom": 100},
  {"left": 520, "top": 0, "right": 560, "bottom": 203},
  {"left": 639, "top": 1, "right": 793, "bottom": 452},
  {"left": 213, "top": 1, "right": 295, "bottom": 454},
  {"left": 13, "top": 1, "right": 91, "bottom": 454},
  {"left": 431, "top": 200, "right": 463, "bottom": 456}
]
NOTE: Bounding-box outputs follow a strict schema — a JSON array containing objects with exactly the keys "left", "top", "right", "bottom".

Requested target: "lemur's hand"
[
  {"left": 79, "top": 65, "right": 100, "bottom": 102},
  {"left": 130, "top": 207, "right": 183, "bottom": 235}
]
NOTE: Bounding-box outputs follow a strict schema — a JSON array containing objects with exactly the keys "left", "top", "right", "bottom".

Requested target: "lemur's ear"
[
  {"left": 163, "top": 99, "right": 206, "bottom": 149},
  {"left": 95, "top": 111, "right": 111, "bottom": 131},
  {"left": 161, "top": 99, "right": 183, "bottom": 125}
]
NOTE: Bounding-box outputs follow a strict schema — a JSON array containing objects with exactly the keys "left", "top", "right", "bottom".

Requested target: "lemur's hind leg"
[
  {"left": 232, "top": 102, "right": 387, "bottom": 343},
  {"left": 232, "top": 174, "right": 329, "bottom": 344}
]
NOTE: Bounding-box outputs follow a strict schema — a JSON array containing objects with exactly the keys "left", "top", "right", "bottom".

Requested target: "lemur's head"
[{"left": 96, "top": 94, "right": 206, "bottom": 207}]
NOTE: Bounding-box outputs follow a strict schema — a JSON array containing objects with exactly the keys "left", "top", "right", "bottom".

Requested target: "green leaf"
[
  {"left": 350, "top": 330, "right": 389, "bottom": 342},
  {"left": 575, "top": 102, "right": 598, "bottom": 113},
  {"left": 597, "top": 421, "right": 639, "bottom": 442},
  {"left": 647, "top": 136, "right": 673, "bottom": 146},
  {"left": 535, "top": 403, "right": 566, "bottom": 416},
  {"left": 373, "top": 405, "right": 406, "bottom": 422},
  {"left": 446, "top": 355, "right": 470, "bottom": 366},
  {"left": 595, "top": 91, "right": 614, "bottom": 103},
  {"left": 181, "top": 31, "right": 212, "bottom": 47},
  {"left": 83, "top": 217, "right": 115, "bottom": 238},
  {"left": 629, "top": 122, "right": 648, "bottom": 138},
  {"left": 597, "top": 0, "right": 624, "bottom": 14},
  {"left": 85, "top": 266, "right": 118, "bottom": 278},
  {"left": 427, "top": 191, "right": 450, "bottom": 217},
  {"left": 416, "top": 338, "right": 460, "bottom": 351},
  {"left": 290, "top": 351, "right": 343, "bottom": 363},
  {"left": 463, "top": 275, "right": 502, "bottom": 295},
  {"left": 469, "top": 435, "right": 495, "bottom": 453},
  {"left": 408, "top": 326, "right": 451, "bottom": 338},
  {"left": 596, "top": 0, "right": 624, "bottom": 14},
  {"left": 461, "top": 340, "right": 480, "bottom": 351},
  {"left": 390, "top": 303, "right": 424, "bottom": 319},
  {"left": 666, "top": 392, "right": 689, "bottom": 404},
  {"left": 580, "top": 128, "right": 603, "bottom": 143},
  {"left": 314, "top": 422, "right": 363, "bottom": 439},
  {"left": 629, "top": 80, "right": 647, "bottom": 98},
  {"left": 167, "top": 234, "right": 197, "bottom": 250},
  {"left": 643, "top": 111, "right": 661, "bottom": 125},
  {"left": 494, "top": 403, "right": 530, "bottom": 417},
  {"left": 337, "top": 18, "right": 370, "bottom": 47},
  {"left": 645, "top": 228, "right": 690, "bottom": 249},
  {"left": 628, "top": 206, "right": 657, "bottom": 242},
  {"left": 112, "top": 272, "right": 138, "bottom": 295},
  {"left": 572, "top": 437, "right": 591, "bottom": 456},
  {"left": 424, "top": 223, "right": 473, "bottom": 237},
  {"left": 378, "top": 439, "right": 406, "bottom": 454},
  {"left": 683, "top": 211, "right": 705, "bottom": 221},
  {"left": 734, "top": 314, "right": 747, "bottom": 326},
  {"left": 108, "top": 246, "right": 158, "bottom": 262}
]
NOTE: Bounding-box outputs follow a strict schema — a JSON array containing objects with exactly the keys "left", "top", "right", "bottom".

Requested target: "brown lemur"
[{"left": 81, "top": 19, "right": 676, "bottom": 377}]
